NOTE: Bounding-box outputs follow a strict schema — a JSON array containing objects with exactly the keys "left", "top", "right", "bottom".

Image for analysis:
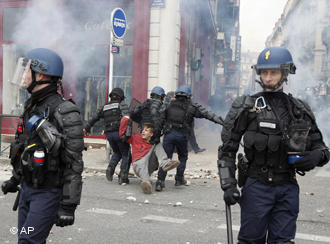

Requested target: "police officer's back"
[
  {"left": 130, "top": 86, "right": 165, "bottom": 134},
  {"left": 218, "top": 47, "right": 329, "bottom": 243},
  {"left": 85, "top": 88, "right": 130, "bottom": 184},
  {"left": 1, "top": 48, "right": 85, "bottom": 243}
]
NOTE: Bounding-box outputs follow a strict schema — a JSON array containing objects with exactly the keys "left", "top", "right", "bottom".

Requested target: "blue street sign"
[
  {"left": 111, "top": 45, "right": 120, "bottom": 54},
  {"left": 111, "top": 8, "right": 127, "bottom": 39}
]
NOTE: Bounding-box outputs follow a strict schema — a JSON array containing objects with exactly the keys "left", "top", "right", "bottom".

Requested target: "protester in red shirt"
[{"left": 119, "top": 116, "right": 179, "bottom": 194}]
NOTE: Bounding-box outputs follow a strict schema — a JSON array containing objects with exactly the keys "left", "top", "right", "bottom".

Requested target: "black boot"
[
  {"left": 106, "top": 162, "right": 116, "bottom": 181},
  {"left": 118, "top": 170, "right": 129, "bottom": 185},
  {"left": 194, "top": 148, "right": 206, "bottom": 154},
  {"left": 175, "top": 175, "right": 187, "bottom": 186},
  {"left": 155, "top": 179, "right": 165, "bottom": 192}
]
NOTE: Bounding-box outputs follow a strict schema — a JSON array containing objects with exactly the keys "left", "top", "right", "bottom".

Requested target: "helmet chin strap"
[
  {"left": 255, "top": 71, "right": 288, "bottom": 92},
  {"left": 27, "top": 70, "right": 54, "bottom": 93}
]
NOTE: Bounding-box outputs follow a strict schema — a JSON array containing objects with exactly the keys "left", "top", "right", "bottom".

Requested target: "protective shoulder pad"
[
  {"left": 191, "top": 102, "right": 200, "bottom": 109},
  {"left": 223, "top": 95, "right": 253, "bottom": 129},
  {"left": 232, "top": 95, "right": 255, "bottom": 109},
  {"left": 57, "top": 100, "right": 81, "bottom": 115},
  {"left": 54, "top": 101, "right": 83, "bottom": 129},
  {"left": 290, "top": 96, "right": 316, "bottom": 121}
]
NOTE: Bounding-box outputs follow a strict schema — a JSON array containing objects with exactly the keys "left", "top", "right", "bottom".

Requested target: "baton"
[
  {"left": 12, "top": 187, "right": 21, "bottom": 211},
  {"left": 225, "top": 192, "right": 239, "bottom": 244},
  {"left": 225, "top": 204, "right": 233, "bottom": 244}
]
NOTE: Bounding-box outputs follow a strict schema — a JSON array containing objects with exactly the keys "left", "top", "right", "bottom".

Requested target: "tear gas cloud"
[
  {"left": 281, "top": 0, "right": 330, "bottom": 143},
  {"left": 10, "top": 0, "right": 134, "bottom": 123}
]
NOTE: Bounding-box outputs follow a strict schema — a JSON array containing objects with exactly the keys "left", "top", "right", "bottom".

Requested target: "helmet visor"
[{"left": 11, "top": 57, "right": 31, "bottom": 86}]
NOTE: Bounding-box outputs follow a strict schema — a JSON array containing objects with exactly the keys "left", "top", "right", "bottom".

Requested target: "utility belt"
[
  {"left": 21, "top": 144, "right": 62, "bottom": 188},
  {"left": 238, "top": 154, "right": 296, "bottom": 186},
  {"left": 248, "top": 167, "right": 296, "bottom": 185},
  {"left": 165, "top": 122, "right": 189, "bottom": 135}
]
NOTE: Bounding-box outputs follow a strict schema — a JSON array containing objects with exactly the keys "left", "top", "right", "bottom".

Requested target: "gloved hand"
[
  {"left": 294, "top": 150, "right": 323, "bottom": 172},
  {"left": 1, "top": 177, "right": 19, "bottom": 195},
  {"left": 217, "top": 116, "right": 224, "bottom": 125},
  {"left": 224, "top": 186, "right": 240, "bottom": 205},
  {"left": 55, "top": 204, "right": 76, "bottom": 227}
]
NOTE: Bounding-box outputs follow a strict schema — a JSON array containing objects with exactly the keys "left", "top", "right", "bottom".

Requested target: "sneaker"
[
  {"left": 155, "top": 179, "right": 165, "bottom": 192},
  {"left": 140, "top": 181, "right": 152, "bottom": 194},
  {"left": 162, "top": 160, "right": 180, "bottom": 172}
]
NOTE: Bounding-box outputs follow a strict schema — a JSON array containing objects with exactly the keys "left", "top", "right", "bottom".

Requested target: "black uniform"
[
  {"left": 157, "top": 96, "right": 222, "bottom": 186},
  {"left": 6, "top": 85, "right": 84, "bottom": 243},
  {"left": 131, "top": 98, "right": 163, "bottom": 126},
  {"left": 130, "top": 97, "right": 164, "bottom": 144},
  {"left": 85, "top": 99, "right": 130, "bottom": 183},
  {"left": 218, "top": 91, "right": 329, "bottom": 243}
]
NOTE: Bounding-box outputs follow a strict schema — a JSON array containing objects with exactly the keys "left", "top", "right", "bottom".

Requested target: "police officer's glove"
[
  {"left": 223, "top": 186, "right": 240, "bottom": 205},
  {"left": 1, "top": 176, "right": 19, "bottom": 195},
  {"left": 56, "top": 204, "right": 76, "bottom": 227},
  {"left": 294, "top": 149, "right": 324, "bottom": 172},
  {"left": 215, "top": 116, "right": 225, "bottom": 126}
]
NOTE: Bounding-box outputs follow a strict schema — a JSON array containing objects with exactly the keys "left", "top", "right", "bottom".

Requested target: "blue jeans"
[
  {"left": 238, "top": 177, "right": 299, "bottom": 244},
  {"left": 158, "top": 130, "right": 188, "bottom": 180},
  {"left": 18, "top": 183, "right": 62, "bottom": 244},
  {"left": 106, "top": 131, "right": 130, "bottom": 170}
]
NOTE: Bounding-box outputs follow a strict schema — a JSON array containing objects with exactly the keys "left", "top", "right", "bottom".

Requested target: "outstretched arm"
[{"left": 193, "top": 103, "right": 224, "bottom": 125}]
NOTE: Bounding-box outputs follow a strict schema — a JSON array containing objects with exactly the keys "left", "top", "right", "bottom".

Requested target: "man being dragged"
[{"left": 119, "top": 116, "right": 179, "bottom": 194}]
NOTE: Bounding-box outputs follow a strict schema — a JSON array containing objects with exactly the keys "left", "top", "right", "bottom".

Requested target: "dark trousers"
[
  {"left": 158, "top": 130, "right": 188, "bottom": 180},
  {"left": 18, "top": 183, "right": 62, "bottom": 244},
  {"left": 238, "top": 177, "right": 299, "bottom": 244},
  {"left": 188, "top": 126, "right": 200, "bottom": 152},
  {"left": 106, "top": 131, "right": 130, "bottom": 170}
]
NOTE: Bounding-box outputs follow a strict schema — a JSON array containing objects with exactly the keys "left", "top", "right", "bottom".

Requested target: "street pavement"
[{"left": 0, "top": 125, "right": 330, "bottom": 243}]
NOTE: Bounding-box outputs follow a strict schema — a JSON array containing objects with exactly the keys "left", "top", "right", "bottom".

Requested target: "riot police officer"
[
  {"left": 156, "top": 85, "right": 223, "bottom": 191},
  {"left": 218, "top": 47, "right": 329, "bottom": 243},
  {"left": 130, "top": 86, "right": 165, "bottom": 131},
  {"left": 85, "top": 88, "right": 130, "bottom": 184},
  {"left": 1, "top": 48, "right": 85, "bottom": 243}
]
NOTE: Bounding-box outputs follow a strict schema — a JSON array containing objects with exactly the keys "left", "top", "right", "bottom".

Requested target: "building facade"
[{"left": 0, "top": 0, "right": 240, "bottom": 135}]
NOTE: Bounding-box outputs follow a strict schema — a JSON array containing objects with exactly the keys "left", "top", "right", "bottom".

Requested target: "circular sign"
[{"left": 111, "top": 8, "right": 127, "bottom": 39}]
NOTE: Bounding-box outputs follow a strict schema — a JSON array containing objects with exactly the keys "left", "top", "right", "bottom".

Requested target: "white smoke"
[
  {"left": 278, "top": 1, "right": 330, "bottom": 143},
  {"left": 10, "top": 0, "right": 134, "bottom": 126}
]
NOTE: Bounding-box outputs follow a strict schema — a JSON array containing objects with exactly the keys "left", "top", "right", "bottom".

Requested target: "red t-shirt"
[{"left": 119, "top": 117, "right": 152, "bottom": 163}]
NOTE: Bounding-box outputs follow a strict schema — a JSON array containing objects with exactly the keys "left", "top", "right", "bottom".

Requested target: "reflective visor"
[{"left": 11, "top": 57, "right": 31, "bottom": 86}]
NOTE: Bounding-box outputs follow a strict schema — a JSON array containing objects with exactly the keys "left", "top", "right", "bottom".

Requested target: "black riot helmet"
[{"left": 109, "top": 87, "right": 125, "bottom": 101}]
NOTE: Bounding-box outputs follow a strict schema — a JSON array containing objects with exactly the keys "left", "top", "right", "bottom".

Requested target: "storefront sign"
[
  {"left": 111, "top": 8, "right": 127, "bottom": 39},
  {"left": 151, "top": 0, "right": 166, "bottom": 8},
  {"left": 216, "top": 67, "right": 224, "bottom": 75},
  {"left": 85, "top": 20, "right": 111, "bottom": 31},
  {"left": 230, "top": 36, "right": 236, "bottom": 61},
  {"left": 235, "top": 36, "right": 241, "bottom": 62}
]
